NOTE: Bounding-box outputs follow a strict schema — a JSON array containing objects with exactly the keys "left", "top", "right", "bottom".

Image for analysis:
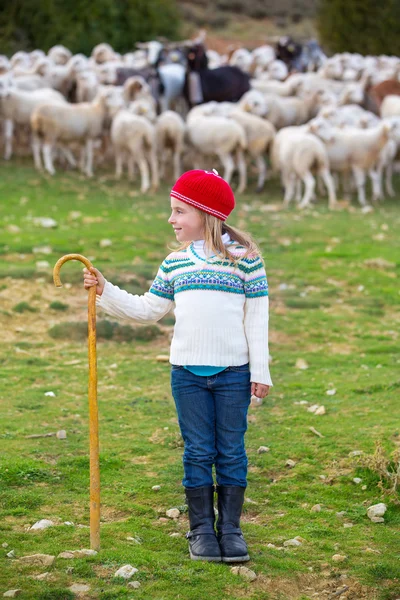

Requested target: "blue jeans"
[{"left": 171, "top": 364, "right": 251, "bottom": 489}]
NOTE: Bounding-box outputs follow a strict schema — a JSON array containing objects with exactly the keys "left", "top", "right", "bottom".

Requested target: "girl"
[{"left": 83, "top": 169, "right": 272, "bottom": 563}]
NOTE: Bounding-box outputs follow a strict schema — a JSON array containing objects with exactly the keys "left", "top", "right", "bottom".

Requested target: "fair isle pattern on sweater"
[{"left": 149, "top": 244, "right": 269, "bottom": 300}]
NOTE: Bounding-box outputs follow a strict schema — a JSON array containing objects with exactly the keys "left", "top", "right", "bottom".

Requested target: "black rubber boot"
[
  {"left": 216, "top": 485, "right": 250, "bottom": 562},
  {"left": 185, "top": 486, "right": 221, "bottom": 562}
]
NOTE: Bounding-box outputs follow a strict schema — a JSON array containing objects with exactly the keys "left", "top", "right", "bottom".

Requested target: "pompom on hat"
[{"left": 170, "top": 169, "right": 235, "bottom": 221}]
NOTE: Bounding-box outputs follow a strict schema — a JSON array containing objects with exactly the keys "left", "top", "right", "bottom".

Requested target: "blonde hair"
[{"left": 173, "top": 209, "right": 261, "bottom": 262}]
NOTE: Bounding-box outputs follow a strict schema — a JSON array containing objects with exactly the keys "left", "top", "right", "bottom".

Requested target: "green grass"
[{"left": 0, "top": 160, "right": 400, "bottom": 599}]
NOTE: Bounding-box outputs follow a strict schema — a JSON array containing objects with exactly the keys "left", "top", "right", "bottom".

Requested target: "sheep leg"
[
  {"left": 319, "top": 168, "right": 337, "bottom": 209},
  {"left": 295, "top": 179, "right": 302, "bottom": 203},
  {"left": 43, "top": 143, "right": 56, "bottom": 175},
  {"left": 351, "top": 166, "right": 368, "bottom": 206},
  {"left": 60, "top": 146, "right": 77, "bottom": 169},
  {"left": 385, "top": 162, "right": 395, "bottom": 197},
  {"left": 255, "top": 155, "right": 266, "bottom": 193},
  {"left": 298, "top": 171, "right": 315, "bottom": 209},
  {"left": 218, "top": 152, "right": 234, "bottom": 186},
  {"left": 173, "top": 150, "right": 182, "bottom": 182},
  {"left": 4, "top": 119, "right": 13, "bottom": 161},
  {"left": 138, "top": 157, "right": 150, "bottom": 193},
  {"left": 31, "top": 135, "right": 43, "bottom": 171},
  {"left": 115, "top": 151, "right": 124, "bottom": 179},
  {"left": 282, "top": 172, "right": 296, "bottom": 207},
  {"left": 85, "top": 139, "right": 94, "bottom": 177},
  {"left": 128, "top": 157, "right": 135, "bottom": 181},
  {"left": 369, "top": 167, "right": 383, "bottom": 202},
  {"left": 149, "top": 149, "right": 159, "bottom": 192},
  {"left": 236, "top": 148, "right": 247, "bottom": 193}
]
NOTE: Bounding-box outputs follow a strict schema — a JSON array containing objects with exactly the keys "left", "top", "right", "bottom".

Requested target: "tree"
[
  {"left": 316, "top": 0, "right": 400, "bottom": 56},
  {"left": 0, "top": 0, "right": 181, "bottom": 56}
]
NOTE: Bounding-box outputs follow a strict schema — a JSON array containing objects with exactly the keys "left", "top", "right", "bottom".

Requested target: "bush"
[
  {"left": 317, "top": 0, "right": 400, "bottom": 55},
  {"left": 0, "top": 0, "right": 181, "bottom": 56}
]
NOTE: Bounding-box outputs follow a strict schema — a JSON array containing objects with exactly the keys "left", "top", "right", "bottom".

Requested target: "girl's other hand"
[
  {"left": 251, "top": 382, "right": 270, "bottom": 398},
  {"left": 83, "top": 267, "right": 105, "bottom": 296}
]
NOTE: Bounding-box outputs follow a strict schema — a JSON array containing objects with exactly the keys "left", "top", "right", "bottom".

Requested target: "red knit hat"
[{"left": 170, "top": 169, "right": 235, "bottom": 221}]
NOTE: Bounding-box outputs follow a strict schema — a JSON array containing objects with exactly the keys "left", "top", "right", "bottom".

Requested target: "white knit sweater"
[{"left": 97, "top": 239, "right": 272, "bottom": 385}]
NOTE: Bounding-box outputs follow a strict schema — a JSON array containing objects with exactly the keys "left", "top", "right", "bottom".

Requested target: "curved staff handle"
[{"left": 53, "top": 254, "right": 100, "bottom": 551}]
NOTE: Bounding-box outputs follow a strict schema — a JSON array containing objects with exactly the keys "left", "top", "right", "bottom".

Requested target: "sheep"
[
  {"left": 110, "top": 109, "right": 159, "bottom": 193},
  {"left": 0, "top": 86, "right": 66, "bottom": 160},
  {"left": 187, "top": 99, "right": 275, "bottom": 191},
  {"left": 123, "top": 76, "right": 156, "bottom": 110},
  {"left": 91, "top": 43, "right": 118, "bottom": 65},
  {"left": 271, "top": 126, "right": 337, "bottom": 209},
  {"left": 261, "top": 93, "right": 313, "bottom": 129},
  {"left": 229, "top": 110, "right": 276, "bottom": 192},
  {"left": 186, "top": 113, "right": 247, "bottom": 192},
  {"left": 308, "top": 118, "right": 391, "bottom": 206},
  {"left": 128, "top": 99, "right": 157, "bottom": 123},
  {"left": 374, "top": 117, "right": 400, "bottom": 200},
  {"left": 381, "top": 95, "right": 400, "bottom": 119},
  {"left": 47, "top": 45, "right": 72, "bottom": 66},
  {"left": 155, "top": 110, "right": 185, "bottom": 181},
  {"left": 30, "top": 90, "right": 112, "bottom": 177}
]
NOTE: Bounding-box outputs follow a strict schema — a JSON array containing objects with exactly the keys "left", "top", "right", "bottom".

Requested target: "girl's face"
[{"left": 168, "top": 198, "right": 204, "bottom": 242}]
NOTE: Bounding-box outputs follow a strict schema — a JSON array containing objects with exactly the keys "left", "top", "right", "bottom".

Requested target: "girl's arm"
[
  {"left": 243, "top": 256, "right": 273, "bottom": 387},
  {"left": 84, "top": 263, "right": 174, "bottom": 325}
]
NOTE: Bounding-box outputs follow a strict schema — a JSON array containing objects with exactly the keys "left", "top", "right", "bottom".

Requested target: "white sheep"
[
  {"left": 30, "top": 90, "right": 111, "bottom": 177},
  {"left": 155, "top": 110, "right": 185, "bottom": 181},
  {"left": 0, "top": 86, "right": 66, "bottom": 160},
  {"left": 271, "top": 126, "right": 337, "bottom": 209},
  {"left": 186, "top": 113, "right": 247, "bottom": 192},
  {"left": 308, "top": 118, "right": 391, "bottom": 206},
  {"left": 110, "top": 109, "right": 159, "bottom": 193},
  {"left": 380, "top": 95, "right": 400, "bottom": 119},
  {"left": 47, "top": 45, "right": 72, "bottom": 66}
]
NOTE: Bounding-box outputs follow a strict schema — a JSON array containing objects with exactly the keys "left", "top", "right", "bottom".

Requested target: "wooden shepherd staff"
[{"left": 53, "top": 254, "right": 100, "bottom": 551}]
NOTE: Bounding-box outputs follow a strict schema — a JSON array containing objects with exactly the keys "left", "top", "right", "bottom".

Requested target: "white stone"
[
  {"left": 44, "top": 391, "right": 56, "bottom": 397},
  {"left": 127, "top": 581, "right": 141, "bottom": 589},
  {"left": 19, "top": 554, "right": 55, "bottom": 567},
  {"left": 31, "top": 572, "right": 50, "bottom": 581},
  {"left": 295, "top": 358, "right": 308, "bottom": 370},
  {"left": 36, "top": 260, "right": 50, "bottom": 270},
  {"left": 166, "top": 508, "right": 180, "bottom": 519},
  {"left": 257, "top": 446, "right": 270, "bottom": 454},
  {"left": 6, "top": 550, "right": 15, "bottom": 558},
  {"left": 267, "top": 543, "right": 276, "bottom": 548},
  {"left": 33, "top": 217, "right": 58, "bottom": 228},
  {"left": 283, "top": 538, "right": 301, "bottom": 547},
  {"left": 99, "top": 239, "right": 112, "bottom": 248},
  {"left": 231, "top": 566, "right": 257, "bottom": 581},
  {"left": 353, "top": 477, "right": 362, "bottom": 484},
  {"left": 114, "top": 565, "right": 139, "bottom": 579},
  {"left": 307, "top": 404, "right": 319, "bottom": 413},
  {"left": 68, "top": 584, "right": 90, "bottom": 594},
  {"left": 2, "top": 543, "right": 8, "bottom": 549},
  {"left": 152, "top": 485, "right": 161, "bottom": 491},
  {"left": 349, "top": 450, "right": 363, "bottom": 457},
  {"left": 367, "top": 503, "right": 387, "bottom": 521},
  {"left": 58, "top": 549, "right": 97, "bottom": 559},
  {"left": 126, "top": 537, "right": 141, "bottom": 544},
  {"left": 370, "top": 516, "right": 385, "bottom": 523},
  {"left": 63, "top": 522, "right": 74, "bottom": 526},
  {"left": 29, "top": 519, "right": 54, "bottom": 531},
  {"left": 3, "top": 590, "right": 22, "bottom": 598},
  {"left": 56, "top": 430, "right": 67, "bottom": 440},
  {"left": 285, "top": 459, "right": 296, "bottom": 468},
  {"left": 32, "top": 246, "right": 52, "bottom": 255},
  {"left": 156, "top": 355, "right": 169, "bottom": 362},
  {"left": 169, "top": 532, "right": 181, "bottom": 538},
  {"left": 251, "top": 395, "right": 263, "bottom": 407},
  {"left": 326, "top": 389, "right": 336, "bottom": 396},
  {"left": 7, "top": 225, "right": 21, "bottom": 234},
  {"left": 314, "top": 405, "right": 326, "bottom": 415},
  {"left": 311, "top": 504, "right": 322, "bottom": 512},
  {"left": 343, "top": 523, "right": 354, "bottom": 528},
  {"left": 332, "top": 554, "right": 347, "bottom": 562}
]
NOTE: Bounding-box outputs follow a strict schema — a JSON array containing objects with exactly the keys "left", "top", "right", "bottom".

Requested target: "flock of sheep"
[{"left": 1, "top": 41, "right": 400, "bottom": 208}]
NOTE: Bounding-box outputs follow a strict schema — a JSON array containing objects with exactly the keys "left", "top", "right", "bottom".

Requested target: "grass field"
[{"left": 0, "top": 161, "right": 400, "bottom": 599}]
